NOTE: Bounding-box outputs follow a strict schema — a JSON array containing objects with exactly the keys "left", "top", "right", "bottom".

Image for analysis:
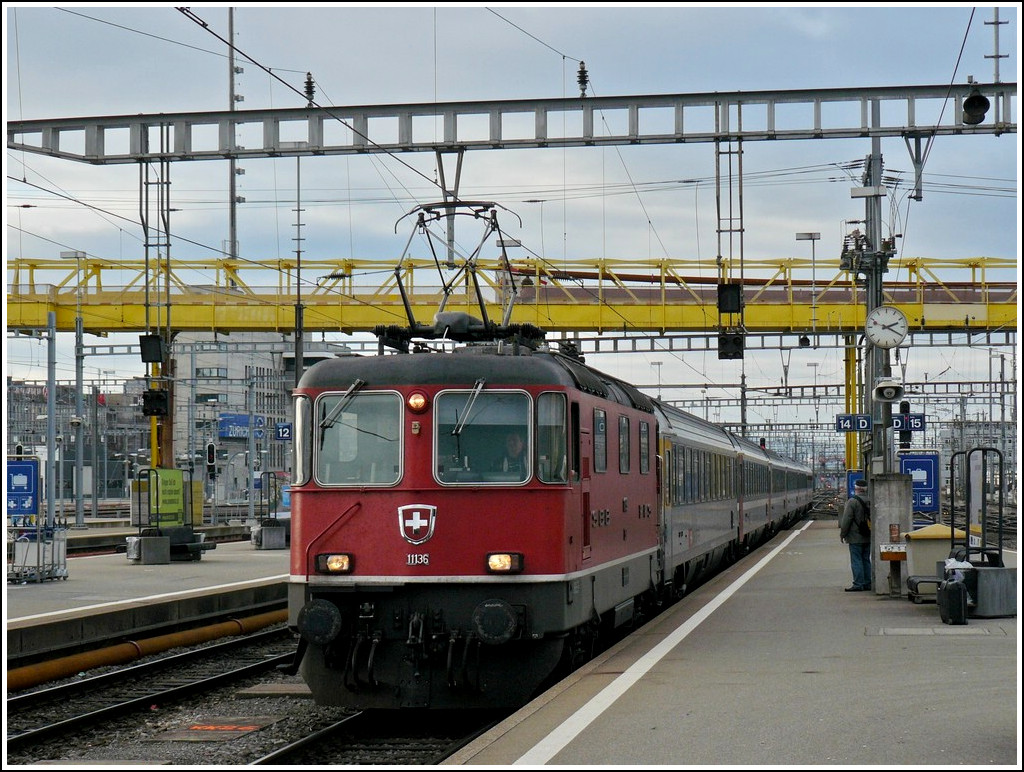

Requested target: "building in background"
[{"left": 6, "top": 334, "right": 353, "bottom": 505}]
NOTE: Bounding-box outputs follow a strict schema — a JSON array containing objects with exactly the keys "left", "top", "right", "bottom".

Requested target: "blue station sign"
[
  {"left": 892, "top": 414, "right": 926, "bottom": 431},
  {"left": 7, "top": 458, "right": 40, "bottom": 520},
  {"left": 218, "top": 413, "right": 269, "bottom": 440},
  {"left": 836, "top": 414, "right": 872, "bottom": 432},
  {"left": 899, "top": 452, "right": 940, "bottom": 514}
]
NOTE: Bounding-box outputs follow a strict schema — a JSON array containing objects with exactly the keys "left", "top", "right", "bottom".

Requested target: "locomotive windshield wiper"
[
  {"left": 451, "top": 379, "right": 485, "bottom": 436},
  {"left": 319, "top": 378, "right": 367, "bottom": 430}
]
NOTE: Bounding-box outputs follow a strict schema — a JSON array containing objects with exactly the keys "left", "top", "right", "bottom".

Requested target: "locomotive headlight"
[
  {"left": 407, "top": 391, "right": 429, "bottom": 413},
  {"left": 486, "top": 552, "right": 524, "bottom": 574},
  {"left": 316, "top": 553, "right": 354, "bottom": 573}
]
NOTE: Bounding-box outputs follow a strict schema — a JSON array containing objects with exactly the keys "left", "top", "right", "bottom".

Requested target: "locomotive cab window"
[
  {"left": 435, "top": 390, "right": 531, "bottom": 484},
  {"left": 536, "top": 392, "right": 568, "bottom": 483},
  {"left": 315, "top": 392, "right": 402, "bottom": 486}
]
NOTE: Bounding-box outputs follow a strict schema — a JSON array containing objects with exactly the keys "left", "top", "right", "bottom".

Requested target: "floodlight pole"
[{"left": 795, "top": 232, "right": 820, "bottom": 344}]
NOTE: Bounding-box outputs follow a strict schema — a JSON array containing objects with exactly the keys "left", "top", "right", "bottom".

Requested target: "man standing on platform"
[{"left": 839, "top": 478, "right": 872, "bottom": 592}]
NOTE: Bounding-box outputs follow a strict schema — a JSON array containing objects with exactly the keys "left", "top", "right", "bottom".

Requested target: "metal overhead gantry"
[
  {"left": 7, "top": 82, "right": 1017, "bottom": 471},
  {"left": 6, "top": 84, "right": 1015, "bottom": 163}
]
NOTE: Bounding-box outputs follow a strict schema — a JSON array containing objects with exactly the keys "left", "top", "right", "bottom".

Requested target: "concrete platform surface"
[
  {"left": 6, "top": 540, "right": 289, "bottom": 665},
  {"left": 6, "top": 540, "right": 288, "bottom": 622},
  {"left": 445, "top": 520, "right": 1020, "bottom": 767}
]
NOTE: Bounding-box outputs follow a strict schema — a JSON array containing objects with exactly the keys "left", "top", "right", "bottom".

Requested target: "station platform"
[
  {"left": 5, "top": 520, "right": 1018, "bottom": 765},
  {"left": 445, "top": 520, "right": 1020, "bottom": 767},
  {"left": 6, "top": 539, "right": 290, "bottom": 668}
]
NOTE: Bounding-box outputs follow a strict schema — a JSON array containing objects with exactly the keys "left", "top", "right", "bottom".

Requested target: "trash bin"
[{"left": 903, "top": 524, "right": 964, "bottom": 600}]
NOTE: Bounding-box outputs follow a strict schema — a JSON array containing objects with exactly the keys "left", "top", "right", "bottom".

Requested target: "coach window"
[
  {"left": 435, "top": 390, "right": 531, "bottom": 484},
  {"left": 639, "top": 421, "right": 650, "bottom": 474},
  {"left": 618, "top": 415, "right": 630, "bottom": 473},
  {"left": 316, "top": 392, "right": 402, "bottom": 486},
  {"left": 537, "top": 393, "right": 568, "bottom": 483},
  {"left": 593, "top": 409, "right": 607, "bottom": 473}
]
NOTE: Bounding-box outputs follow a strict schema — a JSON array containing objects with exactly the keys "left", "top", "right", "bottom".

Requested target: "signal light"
[
  {"left": 206, "top": 442, "right": 217, "bottom": 478},
  {"left": 717, "top": 283, "right": 742, "bottom": 313},
  {"left": 962, "top": 88, "right": 990, "bottom": 126},
  {"left": 142, "top": 389, "right": 169, "bottom": 416},
  {"left": 899, "top": 401, "right": 911, "bottom": 449},
  {"left": 718, "top": 332, "right": 744, "bottom": 360},
  {"left": 139, "top": 334, "right": 166, "bottom": 363}
]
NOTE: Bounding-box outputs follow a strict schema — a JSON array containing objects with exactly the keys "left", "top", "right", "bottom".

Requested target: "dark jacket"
[{"left": 839, "top": 493, "right": 871, "bottom": 545}]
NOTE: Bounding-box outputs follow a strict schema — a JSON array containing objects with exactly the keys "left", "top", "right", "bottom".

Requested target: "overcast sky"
[{"left": 4, "top": 4, "right": 1020, "bottom": 434}]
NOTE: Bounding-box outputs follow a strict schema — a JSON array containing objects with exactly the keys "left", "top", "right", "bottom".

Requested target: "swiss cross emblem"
[{"left": 398, "top": 504, "right": 436, "bottom": 545}]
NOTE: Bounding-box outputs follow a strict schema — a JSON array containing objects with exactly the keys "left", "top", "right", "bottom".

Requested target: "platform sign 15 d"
[{"left": 7, "top": 458, "right": 40, "bottom": 520}]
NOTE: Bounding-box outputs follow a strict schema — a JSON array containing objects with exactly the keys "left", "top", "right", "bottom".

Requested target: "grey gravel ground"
[{"left": 8, "top": 668, "right": 353, "bottom": 766}]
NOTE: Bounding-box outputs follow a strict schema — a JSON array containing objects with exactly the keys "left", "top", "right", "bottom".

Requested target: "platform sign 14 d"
[{"left": 835, "top": 414, "right": 872, "bottom": 432}]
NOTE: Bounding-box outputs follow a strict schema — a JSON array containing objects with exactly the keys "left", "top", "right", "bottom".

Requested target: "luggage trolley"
[
  {"left": 7, "top": 519, "right": 69, "bottom": 583},
  {"left": 6, "top": 454, "right": 68, "bottom": 583},
  {"left": 936, "top": 447, "right": 1015, "bottom": 624}
]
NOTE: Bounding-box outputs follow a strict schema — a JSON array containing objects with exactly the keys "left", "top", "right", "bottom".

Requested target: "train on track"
[{"left": 284, "top": 203, "right": 813, "bottom": 711}]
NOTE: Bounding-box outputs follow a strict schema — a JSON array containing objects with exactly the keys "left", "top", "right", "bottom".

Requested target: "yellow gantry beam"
[{"left": 5, "top": 255, "right": 1016, "bottom": 336}]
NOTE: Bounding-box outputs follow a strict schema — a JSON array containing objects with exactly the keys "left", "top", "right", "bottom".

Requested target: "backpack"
[{"left": 852, "top": 495, "right": 871, "bottom": 536}]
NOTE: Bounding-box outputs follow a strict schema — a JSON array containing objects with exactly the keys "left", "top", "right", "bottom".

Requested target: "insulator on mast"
[
  {"left": 305, "top": 72, "right": 316, "bottom": 107},
  {"left": 577, "top": 61, "right": 589, "bottom": 98}
]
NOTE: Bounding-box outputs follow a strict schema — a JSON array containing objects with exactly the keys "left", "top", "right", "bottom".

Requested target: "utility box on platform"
[
  {"left": 252, "top": 522, "right": 287, "bottom": 550},
  {"left": 126, "top": 536, "right": 170, "bottom": 565}
]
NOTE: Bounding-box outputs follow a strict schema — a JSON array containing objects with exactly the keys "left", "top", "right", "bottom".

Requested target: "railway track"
[
  {"left": 7, "top": 626, "right": 506, "bottom": 766},
  {"left": 250, "top": 709, "right": 507, "bottom": 765},
  {"left": 6, "top": 628, "right": 295, "bottom": 754}
]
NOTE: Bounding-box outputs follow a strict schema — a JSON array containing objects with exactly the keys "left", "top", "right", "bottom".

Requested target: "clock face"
[{"left": 865, "top": 306, "right": 908, "bottom": 348}]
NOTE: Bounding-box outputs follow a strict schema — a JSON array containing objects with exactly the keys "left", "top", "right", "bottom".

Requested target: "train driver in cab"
[{"left": 496, "top": 431, "right": 528, "bottom": 479}]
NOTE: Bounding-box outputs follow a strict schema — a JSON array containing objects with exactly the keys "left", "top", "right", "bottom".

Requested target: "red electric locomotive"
[
  {"left": 287, "top": 318, "right": 664, "bottom": 710},
  {"left": 284, "top": 202, "right": 812, "bottom": 710}
]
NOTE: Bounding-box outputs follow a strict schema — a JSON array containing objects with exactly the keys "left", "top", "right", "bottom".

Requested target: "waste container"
[{"left": 903, "top": 524, "right": 964, "bottom": 601}]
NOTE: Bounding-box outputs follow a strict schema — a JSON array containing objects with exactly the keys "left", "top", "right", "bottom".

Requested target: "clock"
[{"left": 865, "top": 305, "right": 908, "bottom": 349}]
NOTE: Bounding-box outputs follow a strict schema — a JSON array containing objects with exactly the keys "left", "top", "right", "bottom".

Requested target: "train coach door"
[
  {"left": 736, "top": 454, "right": 746, "bottom": 542},
  {"left": 572, "top": 402, "right": 592, "bottom": 561}
]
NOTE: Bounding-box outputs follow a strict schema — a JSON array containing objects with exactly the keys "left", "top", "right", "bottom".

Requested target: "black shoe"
[{"left": 844, "top": 586, "right": 864, "bottom": 592}]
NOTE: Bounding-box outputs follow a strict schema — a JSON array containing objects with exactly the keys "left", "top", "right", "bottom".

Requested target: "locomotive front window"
[
  {"left": 435, "top": 390, "right": 531, "bottom": 484},
  {"left": 315, "top": 392, "right": 402, "bottom": 485}
]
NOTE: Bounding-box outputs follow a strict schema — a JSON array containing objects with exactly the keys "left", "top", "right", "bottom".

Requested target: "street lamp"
[
  {"left": 652, "top": 361, "right": 663, "bottom": 399},
  {"left": 807, "top": 362, "right": 820, "bottom": 490},
  {"left": 56, "top": 434, "right": 64, "bottom": 520},
  {"left": 796, "top": 232, "right": 821, "bottom": 344}
]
